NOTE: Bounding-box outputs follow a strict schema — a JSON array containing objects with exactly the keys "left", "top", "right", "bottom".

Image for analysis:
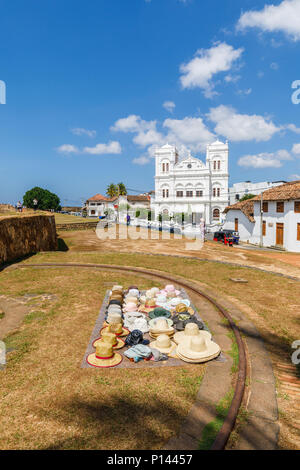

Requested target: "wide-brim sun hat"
[
  {"left": 87, "top": 343, "right": 123, "bottom": 368},
  {"left": 149, "top": 318, "right": 174, "bottom": 335},
  {"left": 145, "top": 289, "right": 155, "bottom": 299},
  {"left": 138, "top": 300, "right": 157, "bottom": 314},
  {"left": 150, "top": 334, "right": 176, "bottom": 354},
  {"left": 93, "top": 334, "right": 125, "bottom": 350},
  {"left": 101, "top": 323, "right": 129, "bottom": 337},
  {"left": 177, "top": 336, "right": 221, "bottom": 363},
  {"left": 149, "top": 307, "right": 171, "bottom": 319},
  {"left": 106, "top": 312, "right": 123, "bottom": 324},
  {"left": 128, "top": 317, "right": 149, "bottom": 333},
  {"left": 149, "top": 317, "right": 173, "bottom": 328},
  {"left": 128, "top": 288, "right": 140, "bottom": 297},
  {"left": 174, "top": 323, "right": 212, "bottom": 345},
  {"left": 123, "top": 302, "right": 138, "bottom": 313},
  {"left": 112, "top": 285, "right": 123, "bottom": 292}
]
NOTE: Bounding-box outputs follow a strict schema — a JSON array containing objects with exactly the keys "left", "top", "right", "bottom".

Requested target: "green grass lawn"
[{"left": 54, "top": 213, "right": 97, "bottom": 224}]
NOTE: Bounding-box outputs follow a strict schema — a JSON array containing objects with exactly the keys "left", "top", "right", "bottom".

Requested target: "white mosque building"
[{"left": 151, "top": 140, "right": 229, "bottom": 225}]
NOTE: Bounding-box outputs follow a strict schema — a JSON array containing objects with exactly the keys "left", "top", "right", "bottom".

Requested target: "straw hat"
[
  {"left": 138, "top": 299, "right": 157, "bottom": 313},
  {"left": 123, "top": 302, "right": 138, "bottom": 313},
  {"left": 145, "top": 289, "right": 155, "bottom": 299},
  {"left": 106, "top": 312, "right": 123, "bottom": 324},
  {"left": 127, "top": 317, "right": 149, "bottom": 333},
  {"left": 93, "top": 332, "right": 125, "bottom": 350},
  {"left": 128, "top": 288, "right": 140, "bottom": 298},
  {"left": 148, "top": 317, "right": 173, "bottom": 329},
  {"left": 112, "top": 285, "right": 123, "bottom": 291},
  {"left": 149, "top": 318, "right": 174, "bottom": 335},
  {"left": 175, "top": 303, "right": 192, "bottom": 314},
  {"left": 150, "top": 334, "right": 176, "bottom": 354},
  {"left": 124, "top": 296, "right": 139, "bottom": 305},
  {"left": 177, "top": 336, "right": 221, "bottom": 363},
  {"left": 174, "top": 323, "right": 212, "bottom": 345},
  {"left": 86, "top": 342, "right": 122, "bottom": 368},
  {"left": 101, "top": 323, "right": 129, "bottom": 337},
  {"left": 150, "top": 287, "right": 160, "bottom": 295}
]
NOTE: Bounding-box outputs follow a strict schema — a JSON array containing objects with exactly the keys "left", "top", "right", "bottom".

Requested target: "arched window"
[
  {"left": 213, "top": 188, "right": 216, "bottom": 197},
  {"left": 217, "top": 161, "right": 221, "bottom": 170},
  {"left": 166, "top": 163, "right": 169, "bottom": 172},
  {"left": 217, "top": 188, "right": 220, "bottom": 197},
  {"left": 162, "top": 163, "right": 165, "bottom": 172},
  {"left": 213, "top": 208, "right": 220, "bottom": 220}
]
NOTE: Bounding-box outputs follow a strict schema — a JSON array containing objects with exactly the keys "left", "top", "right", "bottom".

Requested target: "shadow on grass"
[
  {"left": 57, "top": 238, "right": 69, "bottom": 252},
  {"left": 39, "top": 394, "right": 193, "bottom": 450}
]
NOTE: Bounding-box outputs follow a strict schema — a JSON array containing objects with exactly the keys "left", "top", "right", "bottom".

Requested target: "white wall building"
[
  {"left": 229, "top": 181, "right": 286, "bottom": 205},
  {"left": 86, "top": 194, "right": 150, "bottom": 218},
  {"left": 151, "top": 141, "right": 229, "bottom": 225},
  {"left": 223, "top": 199, "right": 255, "bottom": 242},
  {"left": 223, "top": 181, "right": 300, "bottom": 252}
]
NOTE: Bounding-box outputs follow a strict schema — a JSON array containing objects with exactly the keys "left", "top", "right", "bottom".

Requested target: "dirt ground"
[{"left": 58, "top": 226, "right": 300, "bottom": 279}]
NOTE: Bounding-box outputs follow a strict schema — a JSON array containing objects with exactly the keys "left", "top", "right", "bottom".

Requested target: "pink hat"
[
  {"left": 165, "top": 284, "right": 176, "bottom": 292},
  {"left": 123, "top": 302, "right": 138, "bottom": 313}
]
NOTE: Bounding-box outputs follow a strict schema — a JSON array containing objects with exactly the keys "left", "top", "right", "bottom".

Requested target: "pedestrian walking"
[{"left": 33, "top": 198, "right": 38, "bottom": 211}]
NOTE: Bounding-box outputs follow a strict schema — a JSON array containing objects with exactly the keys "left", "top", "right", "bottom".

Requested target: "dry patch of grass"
[{"left": 0, "top": 267, "right": 205, "bottom": 450}]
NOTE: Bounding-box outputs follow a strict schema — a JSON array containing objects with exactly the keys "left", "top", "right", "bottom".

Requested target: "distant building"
[
  {"left": 223, "top": 180, "right": 300, "bottom": 252},
  {"left": 86, "top": 194, "right": 150, "bottom": 218},
  {"left": 151, "top": 140, "right": 229, "bottom": 225},
  {"left": 229, "top": 181, "right": 286, "bottom": 205}
]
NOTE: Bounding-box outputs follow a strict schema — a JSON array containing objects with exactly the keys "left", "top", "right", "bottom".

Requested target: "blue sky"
[{"left": 1, "top": 0, "right": 300, "bottom": 205}]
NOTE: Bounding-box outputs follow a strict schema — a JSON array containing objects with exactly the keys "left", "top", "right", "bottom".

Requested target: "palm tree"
[
  {"left": 117, "top": 182, "right": 127, "bottom": 196},
  {"left": 106, "top": 183, "right": 118, "bottom": 198}
]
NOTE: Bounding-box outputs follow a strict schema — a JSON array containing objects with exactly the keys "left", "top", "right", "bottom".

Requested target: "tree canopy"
[
  {"left": 23, "top": 187, "right": 61, "bottom": 211},
  {"left": 106, "top": 182, "right": 127, "bottom": 198},
  {"left": 239, "top": 193, "right": 256, "bottom": 202}
]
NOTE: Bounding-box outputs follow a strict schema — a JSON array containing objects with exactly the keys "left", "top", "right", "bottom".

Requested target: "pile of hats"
[{"left": 86, "top": 284, "right": 221, "bottom": 368}]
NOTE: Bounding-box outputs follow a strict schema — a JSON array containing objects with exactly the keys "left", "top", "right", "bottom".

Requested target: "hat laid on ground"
[
  {"left": 148, "top": 317, "right": 173, "bottom": 329},
  {"left": 101, "top": 322, "right": 129, "bottom": 337},
  {"left": 138, "top": 299, "right": 157, "bottom": 313},
  {"left": 150, "top": 287, "right": 160, "bottom": 295},
  {"left": 128, "top": 288, "right": 140, "bottom": 298},
  {"left": 148, "top": 307, "right": 171, "bottom": 319},
  {"left": 156, "top": 294, "right": 167, "bottom": 305},
  {"left": 175, "top": 303, "right": 191, "bottom": 314},
  {"left": 93, "top": 331, "right": 125, "bottom": 350},
  {"left": 177, "top": 336, "right": 221, "bottom": 363},
  {"left": 139, "top": 295, "right": 147, "bottom": 304},
  {"left": 106, "top": 312, "right": 123, "bottom": 325},
  {"left": 124, "top": 344, "right": 152, "bottom": 362},
  {"left": 108, "top": 299, "right": 122, "bottom": 307},
  {"left": 174, "top": 323, "right": 212, "bottom": 345},
  {"left": 172, "top": 314, "right": 204, "bottom": 331},
  {"left": 112, "top": 285, "right": 123, "bottom": 291},
  {"left": 123, "top": 302, "right": 138, "bottom": 313},
  {"left": 150, "top": 334, "right": 176, "bottom": 354},
  {"left": 107, "top": 303, "right": 122, "bottom": 311},
  {"left": 128, "top": 317, "right": 149, "bottom": 333},
  {"left": 86, "top": 342, "right": 122, "bottom": 368},
  {"left": 145, "top": 289, "right": 156, "bottom": 299},
  {"left": 149, "top": 318, "right": 174, "bottom": 336},
  {"left": 125, "top": 329, "right": 149, "bottom": 346},
  {"left": 167, "top": 297, "right": 184, "bottom": 308},
  {"left": 124, "top": 296, "right": 139, "bottom": 305}
]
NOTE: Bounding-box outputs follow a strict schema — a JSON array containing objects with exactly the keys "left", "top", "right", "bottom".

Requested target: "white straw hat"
[
  {"left": 177, "top": 336, "right": 220, "bottom": 363},
  {"left": 174, "top": 323, "right": 212, "bottom": 345},
  {"left": 150, "top": 334, "right": 176, "bottom": 354}
]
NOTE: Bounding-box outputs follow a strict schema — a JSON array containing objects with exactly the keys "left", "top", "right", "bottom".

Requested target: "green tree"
[
  {"left": 239, "top": 193, "right": 256, "bottom": 202},
  {"left": 106, "top": 183, "right": 118, "bottom": 198},
  {"left": 117, "top": 182, "right": 127, "bottom": 195},
  {"left": 23, "top": 187, "right": 61, "bottom": 211}
]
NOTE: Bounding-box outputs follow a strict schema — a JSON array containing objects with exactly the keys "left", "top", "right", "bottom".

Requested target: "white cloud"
[
  {"left": 224, "top": 74, "right": 241, "bottom": 83},
  {"left": 289, "top": 174, "right": 300, "bottom": 180},
  {"left": 292, "top": 143, "right": 300, "bottom": 154},
  {"left": 207, "top": 105, "right": 280, "bottom": 142},
  {"left": 112, "top": 114, "right": 164, "bottom": 148},
  {"left": 83, "top": 141, "right": 122, "bottom": 155},
  {"left": 238, "top": 149, "right": 292, "bottom": 168},
  {"left": 237, "top": 88, "right": 252, "bottom": 96},
  {"left": 56, "top": 144, "right": 79, "bottom": 154},
  {"left": 71, "top": 128, "right": 96, "bottom": 138},
  {"left": 163, "top": 117, "right": 215, "bottom": 151},
  {"left": 237, "top": 0, "right": 300, "bottom": 41},
  {"left": 270, "top": 62, "right": 279, "bottom": 70},
  {"left": 179, "top": 42, "right": 244, "bottom": 97},
  {"left": 132, "top": 155, "right": 151, "bottom": 165},
  {"left": 163, "top": 101, "right": 176, "bottom": 113},
  {"left": 285, "top": 123, "right": 300, "bottom": 134}
]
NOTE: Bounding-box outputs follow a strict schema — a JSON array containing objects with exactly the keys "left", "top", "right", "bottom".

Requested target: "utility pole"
[{"left": 260, "top": 192, "right": 263, "bottom": 248}]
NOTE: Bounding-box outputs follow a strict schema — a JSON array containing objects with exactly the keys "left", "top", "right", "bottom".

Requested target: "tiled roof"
[
  {"left": 252, "top": 180, "right": 300, "bottom": 201},
  {"left": 87, "top": 194, "right": 118, "bottom": 202},
  {"left": 223, "top": 199, "right": 255, "bottom": 223}
]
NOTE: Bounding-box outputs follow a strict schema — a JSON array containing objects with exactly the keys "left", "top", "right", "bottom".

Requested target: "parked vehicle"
[
  {"left": 221, "top": 230, "right": 240, "bottom": 245},
  {"left": 213, "top": 231, "right": 234, "bottom": 246}
]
